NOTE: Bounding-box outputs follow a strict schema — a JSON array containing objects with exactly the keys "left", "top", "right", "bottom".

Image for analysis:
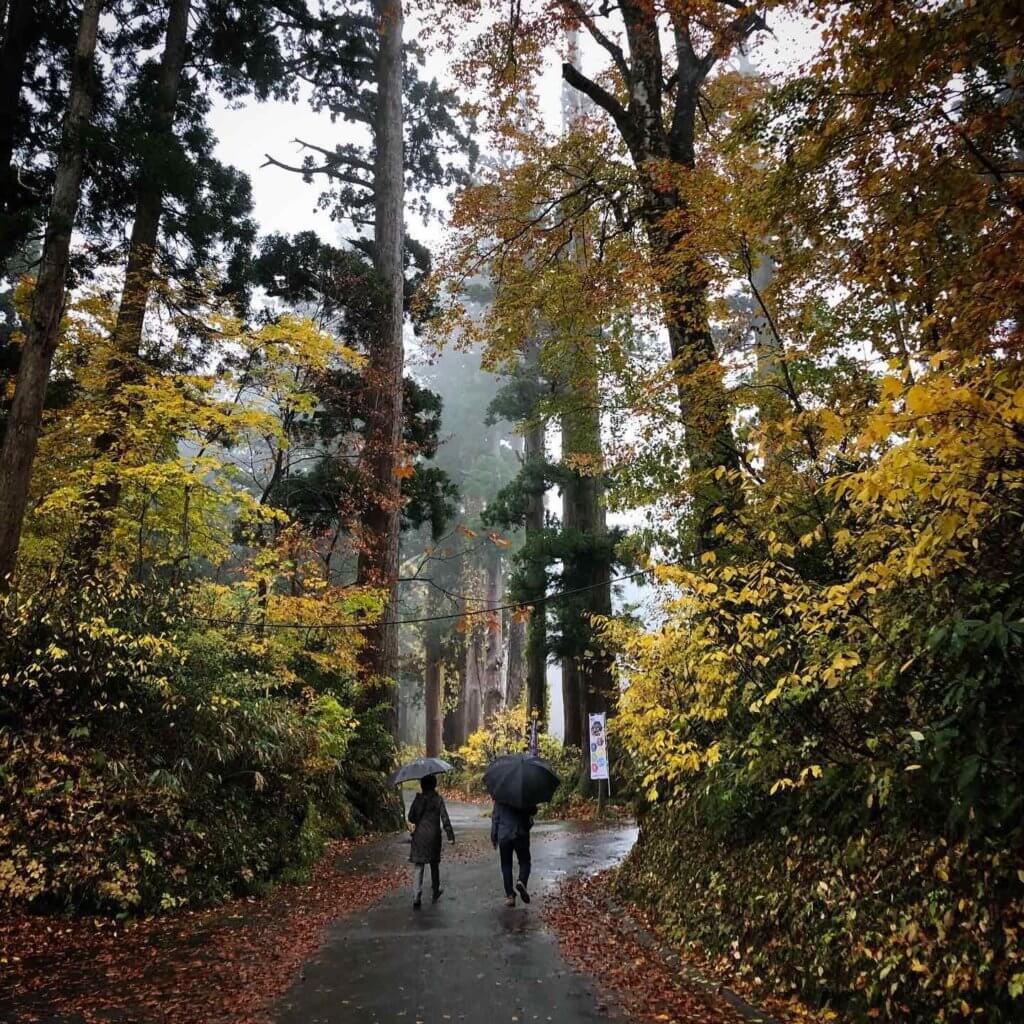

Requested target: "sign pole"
[{"left": 588, "top": 712, "right": 610, "bottom": 814}]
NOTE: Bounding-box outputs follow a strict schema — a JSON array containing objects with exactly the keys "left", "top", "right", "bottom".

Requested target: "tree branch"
[
  {"left": 559, "top": 0, "right": 630, "bottom": 83},
  {"left": 294, "top": 138, "right": 375, "bottom": 173},
  {"left": 561, "top": 61, "right": 635, "bottom": 149},
  {"left": 261, "top": 152, "right": 375, "bottom": 192}
]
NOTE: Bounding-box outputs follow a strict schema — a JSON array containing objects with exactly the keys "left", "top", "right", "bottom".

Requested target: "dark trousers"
[
  {"left": 498, "top": 835, "right": 531, "bottom": 897},
  {"left": 412, "top": 860, "right": 440, "bottom": 899}
]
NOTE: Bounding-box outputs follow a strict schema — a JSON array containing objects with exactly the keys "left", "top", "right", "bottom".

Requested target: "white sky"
[{"left": 209, "top": 10, "right": 820, "bottom": 246}]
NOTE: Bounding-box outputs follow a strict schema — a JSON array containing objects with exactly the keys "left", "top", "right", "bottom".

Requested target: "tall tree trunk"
[
  {"left": 523, "top": 406, "right": 547, "bottom": 729},
  {"left": 576, "top": 516, "right": 613, "bottom": 795},
  {"left": 561, "top": 655, "right": 581, "bottom": 747},
  {"left": 355, "top": 0, "right": 404, "bottom": 736},
  {"left": 443, "top": 647, "right": 467, "bottom": 750},
  {"left": 111, "top": 0, "right": 191, "bottom": 367},
  {"left": 559, "top": 41, "right": 612, "bottom": 764},
  {"left": 464, "top": 622, "right": 484, "bottom": 736},
  {"left": 423, "top": 587, "right": 444, "bottom": 757},
  {"left": 505, "top": 612, "right": 525, "bottom": 706},
  {"left": 561, "top": 355, "right": 613, "bottom": 792},
  {"left": 644, "top": 183, "right": 741, "bottom": 492},
  {"left": 482, "top": 547, "right": 504, "bottom": 723},
  {"left": 0, "top": 0, "right": 39, "bottom": 272},
  {"left": 0, "top": 0, "right": 101, "bottom": 589},
  {"left": 86, "top": 0, "right": 191, "bottom": 536},
  {"left": 560, "top": 1, "right": 762, "bottom": 552}
]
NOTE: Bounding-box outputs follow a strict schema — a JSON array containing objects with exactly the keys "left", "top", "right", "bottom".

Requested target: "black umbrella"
[
  {"left": 484, "top": 753, "right": 560, "bottom": 809},
  {"left": 389, "top": 757, "right": 454, "bottom": 787}
]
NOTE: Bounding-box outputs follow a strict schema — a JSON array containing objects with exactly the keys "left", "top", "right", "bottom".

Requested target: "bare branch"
[
  {"left": 559, "top": 0, "right": 630, "bottom": 83},
  {"left": 294, "top": 138, "right": 375, "bottom": 174},
  {"left": 261, "top": 153, "right": 375, "bottom": 193}
]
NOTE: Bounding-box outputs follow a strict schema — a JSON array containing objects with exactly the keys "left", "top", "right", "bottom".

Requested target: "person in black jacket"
[
  {"left": 491, "top": 801, "right": 536, "bottom": 907},
  {"left": 408, "top": 774, "right": 455, "bottom": 908}
]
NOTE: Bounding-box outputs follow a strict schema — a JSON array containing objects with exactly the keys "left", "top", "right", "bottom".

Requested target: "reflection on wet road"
[{"left": 273, "top": 803, "right": 637, "bottom": 1024}]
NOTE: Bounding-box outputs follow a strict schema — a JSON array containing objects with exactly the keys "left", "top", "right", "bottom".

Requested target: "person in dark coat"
[
  {"left": 491, "top": 800, "right": 536, "bottom": 907},
  {"left": 408, "top": 774, "right": 455, "bottom": 908}
]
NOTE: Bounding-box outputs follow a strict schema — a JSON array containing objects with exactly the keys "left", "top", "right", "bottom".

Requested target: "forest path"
[{"left": 271, "top": 802, "right": 638, "bottom": 1024}]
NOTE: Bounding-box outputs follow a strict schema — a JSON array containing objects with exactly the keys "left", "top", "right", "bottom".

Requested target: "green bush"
[
  {"left": 0, "top": 574, "right": 389, "bottom": 913},
  {"left": 619, "top": 803, "right": 1024, "bottom": 1022}
]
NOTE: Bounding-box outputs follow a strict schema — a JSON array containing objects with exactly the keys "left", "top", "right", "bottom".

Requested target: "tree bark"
[
  {"left": 443, "top": 650, "right": 468, "bottom": 750},
  {"left": 84, "top": 0, "right": 191, "bottom": 539},
  {"left": 562, "top": 656, "right": 581, "bottom": 747},
  {"left": 0, "top": 0, "right": 39, "bottom": 272},
  {"left": 0, "top": 0, "right": 101, "bottom": 588},
  {"left": 559, "top": 346, "right": 613, "bottom": 791},
  {"left": 560, "top": 0, "right": 762, "bottom": 550},
  {"left": 464, "top": 622, "right": 484, "bottom": 736},
  {"left": 505, "top": 612, "right": 526, "bottom": 706},
  {"left": 559, "top": 41, "right": 613, "bottom": 766},
  {"left": 355, "top": 0, "right": 404, "bottom": 736},
  {"left": 482, "top": 547, "right": 504, "bottom": 723},
  {"left": 110, "top": 0, "right": 191, "bottom": 369},
  {"left": 523, "top": 408, "right": 547, "bottom": 729},
  {"left": 423, "top": 587, "right": 444, "bottom": 756}
]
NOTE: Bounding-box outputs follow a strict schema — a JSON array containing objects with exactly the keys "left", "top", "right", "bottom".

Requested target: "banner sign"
[{"left": 589, "top": 713, "right": 609, "bottom": 780}]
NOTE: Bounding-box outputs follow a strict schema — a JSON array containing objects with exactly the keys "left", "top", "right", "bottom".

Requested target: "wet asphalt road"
[{"left": 272, "top": 803, "right": 638, "bottom": 1024}]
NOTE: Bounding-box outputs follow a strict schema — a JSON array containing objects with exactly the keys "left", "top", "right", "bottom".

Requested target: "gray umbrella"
[{"left": 389, "top": 756, "right": 454, "bottom": 786}]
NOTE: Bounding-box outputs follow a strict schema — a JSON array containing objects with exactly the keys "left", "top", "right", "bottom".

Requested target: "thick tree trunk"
[
  {"left": 639, "top": 180, "right": 742, "bottom": 553},
  {"left": 423, "top": 586, "right": 444, "bottom": 757},
  {"left": 576, "top": 525, "right": 613, "bottom": 795},
  {"left": 505, "top": 613, "right": 525, "bottom": 706},
  {"left": 443, "top": 651, "right": 467, "bottom": 750},
  {"left": 111, "top": 0, "right": 191, "bottom": 368},
  {"left": 424, "top": 659, "right": 443, "bottom": 756},
  {"left": 355, "top": 0, "right": 404, "bottom": 735},
  {"left": 560, "top": 1, "right": 758, "bottom": 552},
  {"left": 559, "top": 348, "right": 614, "bottom": 792},
  {"left": 482, "top": 548, "right": 504, "bottom": 723},
  {"left": 523, "top": 411, "right": 547, "bottom": 729},
  {"left": 0, "top": 0, "right": 39, "bottom": 272},
  {"left": 85, "top": 0, "right": 191, "bottom": 539},
  {"left": 0, "top": 0, "right": 101, "bottom": 589},
  {"left": 560, "top": 38, "right": 612, "bottom": 774},
  {"left": 464, "top": 624, "right": 484, "bottom": 736},
  {"left": 561, "top": 656, "right": 581, "bottom": 747}
]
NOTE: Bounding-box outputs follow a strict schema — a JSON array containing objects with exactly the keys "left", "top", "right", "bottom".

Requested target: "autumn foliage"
[
  {"left": 606, "top": 2, "right": 1024, "bottom": 1020},
  {"left": 0, "top": 293, "right": 397, "bottom": 912},
  {"left": 430, "top": 0, "right": 1024, "bottom": 1017}
]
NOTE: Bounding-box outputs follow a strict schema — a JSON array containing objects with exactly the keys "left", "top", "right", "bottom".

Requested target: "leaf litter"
[{"left": 1, "top": 835, "right": 406, "bottom": 1024}]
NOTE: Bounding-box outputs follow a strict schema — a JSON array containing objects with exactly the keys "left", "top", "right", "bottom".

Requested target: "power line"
[{"left": 190, "top": 564, "right": 663, "bottom": 631}]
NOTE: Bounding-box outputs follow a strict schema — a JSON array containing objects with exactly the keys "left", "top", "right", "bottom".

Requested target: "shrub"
[{"left": 0, "top": 572, "right": 384, "bottom": 913}]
